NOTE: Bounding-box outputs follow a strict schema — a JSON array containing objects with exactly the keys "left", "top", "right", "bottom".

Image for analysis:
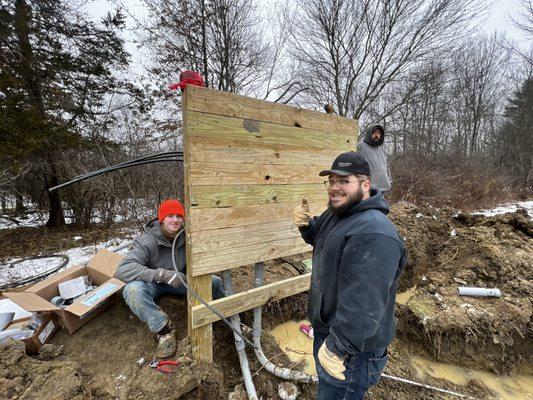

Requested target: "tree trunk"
[
  {"left": 15, "top": 0, "right": 65, "bottom": 228},
  {"left": 201, "top": 0, "right": 209, "bottom": 87},
  {"left": 14, "top": 191, "right": 25, "bottom": 216},
  {"left": 44, "top": 158, "right": 65, "bottom": 228}
]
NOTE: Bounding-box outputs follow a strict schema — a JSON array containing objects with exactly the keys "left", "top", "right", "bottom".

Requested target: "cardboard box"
[
  {"left": 5, "top": 250, "right": 124, "bottom": 334},
  {"left": 4, "top": 314, "right": 59, "bottom": 354}
]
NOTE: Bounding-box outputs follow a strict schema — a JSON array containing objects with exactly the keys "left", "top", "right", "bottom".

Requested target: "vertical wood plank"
[{"left": 183, "top": 89, "right": 213, "bottom": 363}]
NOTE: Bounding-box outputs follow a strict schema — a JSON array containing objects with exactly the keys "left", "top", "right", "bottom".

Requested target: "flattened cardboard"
[{"left": 4, "top": 292, "right": 60, "bottom": 312}]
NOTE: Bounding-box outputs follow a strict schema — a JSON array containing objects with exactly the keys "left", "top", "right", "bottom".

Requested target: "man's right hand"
[
  {"left": 154, "top": 268, "right": 186, "bottom": 288},
  {"left": 292, "top": 199, "right": 311, "bottom": 227}
]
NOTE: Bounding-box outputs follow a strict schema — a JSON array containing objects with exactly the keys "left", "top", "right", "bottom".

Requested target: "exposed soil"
[
  {"left": 391, "top": 204, "right": 532, "bottom": 374},
  {"left": 0, "top": 203, "right": 531, "bottom": 399}
]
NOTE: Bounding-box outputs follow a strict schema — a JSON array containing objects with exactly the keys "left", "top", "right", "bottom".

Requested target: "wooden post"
[{"left": 183, "top": 88, "right": 213, "bottom": 362}]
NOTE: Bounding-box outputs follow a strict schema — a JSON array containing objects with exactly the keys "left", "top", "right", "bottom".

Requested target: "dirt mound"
[
  {"left": 392, "top": 204, "right": 532, "bottom": 374},
  {"left": 0, "top": 260, "right": 308, "bottom": 400},
  {"left": 0, "top": 204, "right": 531, "bottom": 399}
]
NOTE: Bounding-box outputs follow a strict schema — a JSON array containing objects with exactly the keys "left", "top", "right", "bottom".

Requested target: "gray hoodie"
[
  {"left": 357, "top": 125, "right": 392, "bottom": 193},
  {"left": 115, "top": 219, "right": 186, "bottom": 283}
]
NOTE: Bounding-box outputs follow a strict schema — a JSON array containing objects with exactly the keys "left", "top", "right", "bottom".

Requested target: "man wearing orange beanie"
[{"left": 115, "top": 199, "right": 225, "bottom": 358}]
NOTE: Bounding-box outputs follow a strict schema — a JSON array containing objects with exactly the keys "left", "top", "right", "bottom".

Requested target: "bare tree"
[
  {"left": 135, "top": 0, "right": 269, "bottom": 94},
  {"left": 507, "top": 0, "right": 533, "bottom": 68},
  {"left": 290, "top": 0, "right": 484, "bottom": 119},
  {"left": 451, "top": 35, "right": 510, "bottom": 156}
]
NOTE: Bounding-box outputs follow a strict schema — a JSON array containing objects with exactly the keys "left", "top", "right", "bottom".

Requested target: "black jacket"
[{"left": 301, "top": 190, "right": 406, "bottom": 356}]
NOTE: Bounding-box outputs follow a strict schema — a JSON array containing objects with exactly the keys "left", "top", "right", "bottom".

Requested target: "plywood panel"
[
  {"left": 186, "top": 85, "right": 357, "bottom": 135},
  {"left": 190, "top": 236, "right": 312, "bottom": 276},
  {"left": 187, "top": 141, "right": 343, "bottom": 166},
  {"left": 187, "top": 202, "right": 327, "bottom": 232},
  {"left": 187, "top": 112, "right": 356, "bottom": 151},
  {"left": 189, "top": 183, "right": 327, "bottom": 209},
  {"left": 191, "top": 273, "right": 311, "bottom": 328}
]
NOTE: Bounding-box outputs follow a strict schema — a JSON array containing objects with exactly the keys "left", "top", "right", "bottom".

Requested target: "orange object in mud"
[{"left": 149, "top": 360, "right": 179, "bottom": 374}]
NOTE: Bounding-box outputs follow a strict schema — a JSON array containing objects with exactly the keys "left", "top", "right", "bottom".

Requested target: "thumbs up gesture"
[{"left": 292, "top": 199, "right": 312, "bottom": 227}]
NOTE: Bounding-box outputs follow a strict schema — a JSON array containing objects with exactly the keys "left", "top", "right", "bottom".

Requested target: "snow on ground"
[
  {"left": 471, "top": 200, "right": 533, "bottom": 218},
  {"left": 0, "top": 211, "right": 48, "bottom": 229},
  {"left": 0, "top": 229, "right": 136, "bottom": 289},
  {"left": 0, "top": 200, "right": 530, "bottom": 288},
  {"left": 0, "top": 201, "right": 153, "bottom": 230}
]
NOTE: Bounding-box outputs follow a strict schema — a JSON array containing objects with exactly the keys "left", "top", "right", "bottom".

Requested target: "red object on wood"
[{"left": 169, "top": 70, "right": 205, "bottom": 91}]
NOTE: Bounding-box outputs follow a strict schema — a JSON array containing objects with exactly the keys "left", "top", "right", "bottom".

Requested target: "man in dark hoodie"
[
  {"left": 292, "top": 152, "right": 406, "bottom": 399},
  {"left": 357, "top": 125, "right": 392, "bottom": 193},
  {"left": 115, "top": 199, "right": 225, "bottom": 358}
]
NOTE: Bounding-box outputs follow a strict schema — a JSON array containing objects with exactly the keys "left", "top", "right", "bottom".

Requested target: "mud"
[
  {"left": 0, "top": 204, "right": 531, "bottom": 399},
  {"left": 392, "top": 204, "right": 532, "bottom": 374}
]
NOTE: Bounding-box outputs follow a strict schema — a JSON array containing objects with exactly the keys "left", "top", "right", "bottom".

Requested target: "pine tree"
[
  {"left": 498, "top": 78, "right": 533, "bottom": 186},
  {"left": 0, "top": 0, "right": 129, "bottom": 227}
]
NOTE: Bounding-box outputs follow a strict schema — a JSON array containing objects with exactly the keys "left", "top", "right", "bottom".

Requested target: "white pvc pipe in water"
[
  {"left": 252, "top": 263, "right": 317, "bottom": 383},
  {"left": 458, "top": 287, "right": 501, "bottom": 297},
  {"left": 222, "top": 270, "right": 258, "bottom": 400}
]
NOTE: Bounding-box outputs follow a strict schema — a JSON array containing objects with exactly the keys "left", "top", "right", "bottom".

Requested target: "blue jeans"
[
  {"left": 122, "top": 275, "right": 225, "bottom": 333},
  {"left": 313, "top": 333, "right": 388, "bottom": 400}
]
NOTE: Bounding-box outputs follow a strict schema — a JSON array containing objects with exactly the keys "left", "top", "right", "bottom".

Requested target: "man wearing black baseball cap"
[{"left": 292, "top": 151, "right": 407, "bottom": 399}]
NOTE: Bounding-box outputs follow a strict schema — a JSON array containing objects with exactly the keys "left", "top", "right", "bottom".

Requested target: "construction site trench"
[{"left": 0, "top": 203, "right": 532, "bottom": 399}]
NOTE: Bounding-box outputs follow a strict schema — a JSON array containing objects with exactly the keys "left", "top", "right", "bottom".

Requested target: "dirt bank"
[
  {"left": 391, "top": 204, "right": 532, "bottom": 375},
  {"left": 0, "top": 204, "right": 531, "bottom": 399}
]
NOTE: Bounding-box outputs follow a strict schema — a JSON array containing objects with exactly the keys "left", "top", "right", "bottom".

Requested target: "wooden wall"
[{"left": 182, "top": 86, "right": 357, "bottom": 361}]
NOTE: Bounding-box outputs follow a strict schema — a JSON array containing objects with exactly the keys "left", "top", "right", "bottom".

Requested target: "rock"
[
  {"left": 38, "top": 344, "right": 63, "bottom": 360},
  {"left": 228, "top": 384, "right": 247, "bottom": 400},
  {"left": 265, "top": 380, "right": 276, "bottom": 397},
  {"left": 278, "top": 382, "right": 299, "bottom": 400}
]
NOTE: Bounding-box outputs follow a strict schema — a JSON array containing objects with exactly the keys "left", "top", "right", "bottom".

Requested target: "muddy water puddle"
[
  {"left": 270, "top": 320, "right": 533, "bottom": 399},
  {"left": 396, "top": 286, "right": 417, "bottom": 305},
  {"left": 412, "top": 357, "right": 533, "bottom": 400},
  {"left": 269, "top": 320, "right": 316, "bottom": 375}
]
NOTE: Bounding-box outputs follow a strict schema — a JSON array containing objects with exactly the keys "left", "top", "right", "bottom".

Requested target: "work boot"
[{"left": 155, "top": 320, "right": 176, "bottom": 358}]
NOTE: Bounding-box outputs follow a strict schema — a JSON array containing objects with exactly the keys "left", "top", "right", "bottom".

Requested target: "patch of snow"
[
  {"left": 0, "top": 230, "right": 135, "bottom": 288},
  {"left": 73, "top": 236, "right": 82, "bottom": 241},
  {"left": 471, "top": 200, "right": 533, "bottom": 219},
  {"left": 0, "top": 201, "right": 153, "bottom": 230},
  {"left": 0, "top": 212, "right": 48, "bottom": 229}
]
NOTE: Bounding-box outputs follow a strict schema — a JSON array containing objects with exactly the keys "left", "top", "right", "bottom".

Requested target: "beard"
[{"left": 328, "top": 186, "right": 365, "bottom": 216}]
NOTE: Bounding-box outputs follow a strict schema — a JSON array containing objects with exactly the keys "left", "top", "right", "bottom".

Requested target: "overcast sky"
[{"left": 86, "top": 0, "right": 531, "bottom": 79}]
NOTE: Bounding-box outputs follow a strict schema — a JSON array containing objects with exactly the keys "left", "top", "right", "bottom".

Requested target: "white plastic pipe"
[
  {"left": 222, "top": 270, "right": 259, "bottom": 400},
  {"left": 252, "top": 263, "right": 317, "bottom": 383},
  {"left": 458, "top": 287, "right": 501, "bottom": 297}
]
